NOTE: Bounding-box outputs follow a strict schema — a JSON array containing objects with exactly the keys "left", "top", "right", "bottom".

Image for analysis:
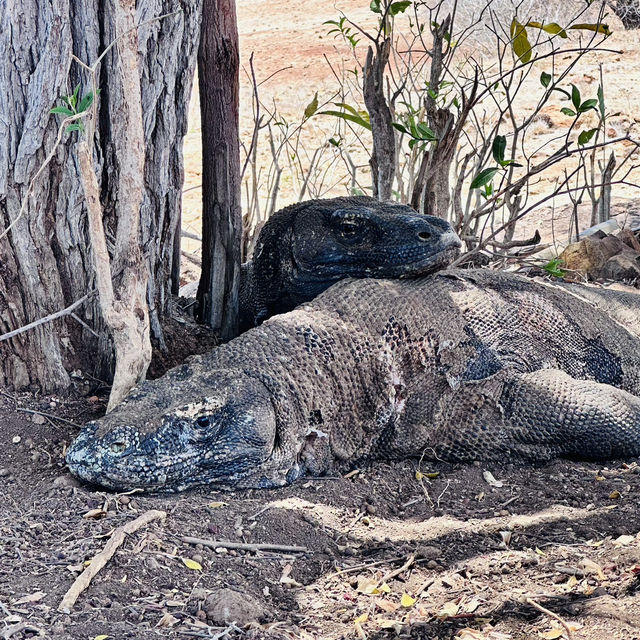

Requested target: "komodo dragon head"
[
  {"left": 245, "top": 195, "right": 461, "bottom": 324},
  {"left": 66, "top": 368, "right": 283, "bottom": 492}
]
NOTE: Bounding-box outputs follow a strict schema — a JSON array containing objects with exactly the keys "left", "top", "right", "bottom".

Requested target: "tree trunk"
[
  {"left": 0, "top": 0, "right": 202, "bottom": 391},
  {"left": 195, "top": 0, "right": 241, "bottom": 341},
  {"left": 363, "top": 40, "right": 396, "bottom": 201},
  {"left": 608, "top": 0, "right": 640, "bottom": 29}
]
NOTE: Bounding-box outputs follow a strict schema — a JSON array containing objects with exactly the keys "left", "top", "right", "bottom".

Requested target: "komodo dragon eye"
[
  {"left": 109, "top": 442, "right": 126, "bottom": 454},
  {"left": 337, "top": 219, "right": 362, "bottom": 239}
]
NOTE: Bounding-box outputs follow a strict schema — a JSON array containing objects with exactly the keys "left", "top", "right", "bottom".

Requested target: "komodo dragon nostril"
[{"left": 418, "top": 231, "right": 432, "bottom": 241}]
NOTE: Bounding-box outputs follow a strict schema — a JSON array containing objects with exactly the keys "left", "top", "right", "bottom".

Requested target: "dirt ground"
[{"left": 2, "top": 387, "right": 640, "bottom": 640}]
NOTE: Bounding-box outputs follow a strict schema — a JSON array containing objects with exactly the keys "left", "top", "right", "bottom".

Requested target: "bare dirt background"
[{"left": 3, "top": 2, "right": 640, "bottom": 639}]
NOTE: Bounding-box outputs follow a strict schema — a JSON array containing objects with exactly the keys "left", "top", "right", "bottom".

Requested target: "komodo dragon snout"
[{"left": 66, "top": 371, "right": 281, "bottom": 491}]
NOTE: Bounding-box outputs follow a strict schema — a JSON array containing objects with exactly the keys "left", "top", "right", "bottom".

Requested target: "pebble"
[
  {"left": 416, "top": 545, "right": 441, "bottom": 560},
  {"left": 204, "top": 588, "right": 267, "bottom": 625},
  {"left": 12, "top": 435, "right": 20, "bottom": 444},
  {"left": 31, "top": 414, "right": 46, "bottom": 425},
  {"left": 191, "top": 588, "right": 208, "bottom": 600},
  {"left": 0, "top": 468, "right": 9, "bottom": 477},
  {"left": 118, "top": 495, "right": 130, "bottom": 505},
  {"left": 365, "top": 503, "right": 376, "bottom": 515},
  {"left": 192, "top": 554, "right": 204, "bottom": 564}
]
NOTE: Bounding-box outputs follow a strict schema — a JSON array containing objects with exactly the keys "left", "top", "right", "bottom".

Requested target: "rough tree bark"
[
  {"left": 0, "top": 0, "right": 202, "bottom": 391},
  {"left": 363, "top": 40, "right": 396, "bottom": 202},
  {"left": 195, "top": 0, "right": 241, "bottom": 341},
  {"left": 607, "top": 0, "right": 640, "bottom": 29}
]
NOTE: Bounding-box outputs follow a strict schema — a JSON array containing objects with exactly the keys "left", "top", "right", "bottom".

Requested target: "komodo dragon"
[
  {"left": 238, "top": 195, "right": 461, "bottom": 330},
  {"left": 67, "top": 269, "right": 640, "bottom": 492}
]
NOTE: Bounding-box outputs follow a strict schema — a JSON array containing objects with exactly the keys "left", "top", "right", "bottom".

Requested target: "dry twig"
[
  {"left": 58, "top": 509, "right": 166, "bottom": 612},
  {"left": 525, "top": 597, "right": 574, "bottom": 640},
  {"left": 182, "top": 536, "right": 308, "bottom": 554}
]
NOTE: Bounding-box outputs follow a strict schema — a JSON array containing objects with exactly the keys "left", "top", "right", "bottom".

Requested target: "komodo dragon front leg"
[{"left": 423, "top": 369, "right": 640, "bottom": 462}]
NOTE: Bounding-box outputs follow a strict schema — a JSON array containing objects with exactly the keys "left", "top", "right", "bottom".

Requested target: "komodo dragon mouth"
[{"left": 67, "top": 269, "right": 640, "bottom": 493}]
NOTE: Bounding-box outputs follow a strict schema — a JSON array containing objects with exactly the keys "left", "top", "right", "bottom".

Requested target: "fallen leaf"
[
  {"left": 535, "top": 547, "right": 546, "bottom": 556},
  {"left": 540, "top": 629, "right": 564, "bottom": 639},
  {"left": 378, "top": 618, "right": 404, "bottom": 630},
  {"left": 376, "top": 598, "right": 399, "bottom": 613},
  {"left": 208, "top": 501, "right": 227, "bottom": 508},
  {"left": 439, "top": 599, "right": 460, "bottom": 617},
  {"left": 93, "top": 636, "right": 111, "bottom": 640},
  {"left": 378, "top": 582, "right": 391, "bottom": 593},
  {"left": 156, "top": 612, "right": 179, "bottom": 628},
  {"left": 357, "top": 577, "right": 379, "bottom": 595},
  {"left": 457, "top": 629, "right": 512, "bottom": 640},
  {"left": 613, "top": 534, "right": 635, "bottom": 546},
  {"left": 580, "top": 558, "right": 605, "bottom": 581},
  {"left": 483, "top": 471, "right": 503, "bottom": 488},
  {"left": 609, "top": 490, "right": 621, "bottom": 499},
  {"left": 12, "top": 591, "right": 46, "bottom": 605},
  {"left": 354, "top": 612, "right": 369, "bottom": 624},
  {"left": 585, "top": 539, "right": 604, "bottom": 548},
  {"left": 181, "top": 557, "right": 202, "bottom": 571},
  {"left": 83, "top": 508, "right": 107, "bottom": 520},
  {"left": 280, "top": 575, "right": 303, "bottom": 587},
  {"left": 463, "top": 597, "right": 482, "bottom": 613},
  {"left": 401, "top": 593, "right": 416, "bottom": 608}
]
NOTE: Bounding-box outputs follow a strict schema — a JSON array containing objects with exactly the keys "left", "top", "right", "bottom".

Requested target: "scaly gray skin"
[
  {"left": 67, "top": 269, "right": 640, "bottom": 492},
  {"left": 239, "top": 195, "right": 461, "bottom": 330}
]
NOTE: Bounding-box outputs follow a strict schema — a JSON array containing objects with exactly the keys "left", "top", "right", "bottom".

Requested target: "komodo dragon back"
[{"left": 67, "top": 269, "right": 640, "bottom": 492}]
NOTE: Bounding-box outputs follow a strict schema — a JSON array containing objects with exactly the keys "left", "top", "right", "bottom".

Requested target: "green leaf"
[
  {"left": 470, "top": 167, "right": 500, "bottom": 190},
  {"left": 70, "top": 83, "right": 80, "bottom": 109},
  {"left": 182, "top": 557, "right": 202, "bottom": 571},
  {"left": 390, "top": 1, "right": 411, "bottom": 16},
  {"left": 416, "top": 123, "right": 436, "bottom": 140},
  {"left": 569, "top": 22, "right": 611, "bottom": 36},
  {"left": 492, "top": 135, "right": 507, "bottom": 164},
  {"left": 318, "top": 110, "right": 371, "bottom": 130},
  {"left": 552, "top": 86, "right": 571, "bottom": 99},
  {"left": 579, "top": 98, "right": 598, "bottom": 113},
  {"left": 526, "top": 21, "right": 568, "bottom": 38},
  {"left": 578, "top": 128, "right": 598, "bottom": 145},
  {"left": 510, "top": 18, "right": 532, "bottom": 64},
  {"left": 540, "top": 71, "right": 552, "bottom": 88},
  {"left": 77, "top": 91, "right": 95, "bottom": 114},
  {"left": 50, "top": 106, "right": 74, "bottom": 116},
  {"left": 560, "top": 107, "right": 576, "bottom": 117},
  {"left": 392, "top": 122, "right": 408, "bottom": 134},
  {"left": 543, "top": 258, "right": 565, "bottom": 278},
  {"left": 65, "top": 123, "right": 84, "bottom": 133},
  {"left": 571, "top": 84, "right": 581, "bottom": 110},
  {"left": 303, "top": 92, "right": 319, "bottom": 119},
  {"left": 370, "top": 0, "right": 381, "bottom": 13},
  {"left": 597, "top": 84, "right": 605, "bottom": 118}
]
